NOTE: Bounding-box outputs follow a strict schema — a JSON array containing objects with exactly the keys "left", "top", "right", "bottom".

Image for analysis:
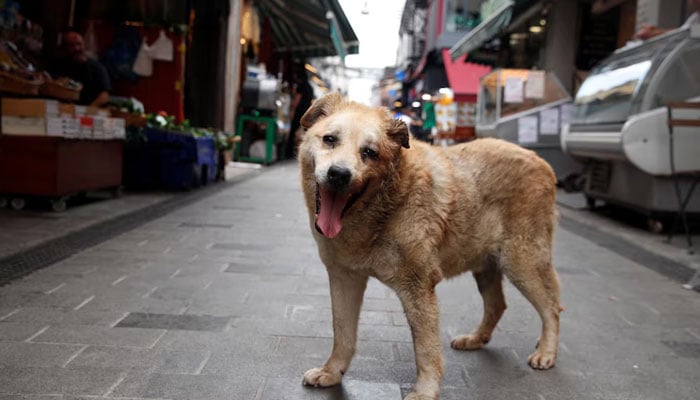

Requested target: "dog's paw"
[
  {"left": 450, "top": 333, "right": 489, "bottom": 350},
  {"left": 302, "top": 367, "right": 342, "bottom": 387},
  {"left": 527, "top": 349, "right": 556, "bottom": 370},
  {"left": 404, "top": 392, "right": 437, "bottom": 400}
]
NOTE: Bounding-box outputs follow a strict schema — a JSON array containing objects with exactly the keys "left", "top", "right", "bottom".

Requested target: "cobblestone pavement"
[{"left": 1, "top": 163, "right": 699, "bottom": 400}]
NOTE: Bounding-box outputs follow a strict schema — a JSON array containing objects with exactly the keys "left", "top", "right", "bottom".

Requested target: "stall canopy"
[
  {"left": 256, "top": 0, "right": 359, "bottom": 60},
  {"left": 450, "top": 0, "right": 514, "bottom": 60},
  {"left": 441, "top": 49, "right": 491, "bottom": 102}
]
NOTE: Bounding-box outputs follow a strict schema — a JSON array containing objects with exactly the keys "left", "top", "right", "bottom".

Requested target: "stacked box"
[
  {"left": 1, "top": 98, "right": 124, "bottom": 139},
  {"left": 92, "top": 117, "right": 126, "bottom": 140},
  {"left": 46, "top": 117, "right": 80, "bottom": 137},
  {"left": 75, "top": 105, "right": 110, "bottom": 117},
  {"left": 1, "top": 98, "right": 58, "bottom": 135}
]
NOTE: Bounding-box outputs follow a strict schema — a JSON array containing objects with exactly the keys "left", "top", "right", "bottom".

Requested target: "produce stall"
[
  {"left": 0, "top": 97, "right": 126, "bottom": 211},
  {"left": 0, "top": 2, "right": 237, "bottom": 210},
  {"left": 0, "top": 4, "right": 127, "bottom": 211},
  {"left": 476, "top": 69, "right": 581, "bottom": 182}
]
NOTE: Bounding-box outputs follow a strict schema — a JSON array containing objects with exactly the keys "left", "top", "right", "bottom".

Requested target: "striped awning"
[{"left": 257, "top": 0, "right": 359, "bottom": 60}]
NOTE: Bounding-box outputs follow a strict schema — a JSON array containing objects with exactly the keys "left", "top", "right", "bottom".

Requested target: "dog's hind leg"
[
  {"left": 303, "top": 268, "right": 367, "bottom": 387},
  {"left": 502, "top": 245, "right": 561, "bottom": 370},
  {"left": 451, "top": 260, "right": 506, "bottom": 351}
]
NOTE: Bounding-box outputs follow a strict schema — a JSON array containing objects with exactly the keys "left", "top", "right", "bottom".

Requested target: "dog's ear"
[
  {"left": 300, "top": 93, "right": 343, "bottom": 129},
  {"left": 387, "top": 119, "right": 410, "bottom": 149}
]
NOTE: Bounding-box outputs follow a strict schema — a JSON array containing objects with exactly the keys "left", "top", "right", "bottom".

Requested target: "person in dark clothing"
[
  {"left": 286, "top": 70, "right": 314, "bottom": 159},
  {"left": 54, "top": 30, "right": 111, "bottom": 106}
]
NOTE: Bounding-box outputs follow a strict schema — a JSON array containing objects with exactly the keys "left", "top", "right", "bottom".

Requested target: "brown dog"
[{"left": 298, "top": 93, "right": 561, "bottom": 399}]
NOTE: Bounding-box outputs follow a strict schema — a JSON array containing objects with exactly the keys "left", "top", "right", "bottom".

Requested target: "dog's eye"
[
  {"left": 322, "top": 135, "right": 337, "bottom": 146},
  {"left": 361, "top": 147, "right": 378, "bottom": 161}
]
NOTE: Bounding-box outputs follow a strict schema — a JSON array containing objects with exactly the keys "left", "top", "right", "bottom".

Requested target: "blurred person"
[
  {"left": 286, "top": 68, "right": 314, "bottom": 159},
  {"left": 635, "top": 0, "right": 699, "bottom": 39},
  {"left": 394, "top": 104, "right": 412, "bottom": 126},
  {"left": 421, "top": 96, "right": 437, "bottom": 142},
  {"left": 54, "top": 30, "right": 111, "bottom": 106}
]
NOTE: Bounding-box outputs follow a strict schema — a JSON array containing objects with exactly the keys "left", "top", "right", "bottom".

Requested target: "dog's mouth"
[{"left": 315, "top": 182, "right": 368, "bottom": 239}]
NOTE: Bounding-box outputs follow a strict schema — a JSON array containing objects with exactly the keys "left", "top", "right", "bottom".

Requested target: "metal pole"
[{"left": 68, "top": 0, "right": 76, "bottom": 27}]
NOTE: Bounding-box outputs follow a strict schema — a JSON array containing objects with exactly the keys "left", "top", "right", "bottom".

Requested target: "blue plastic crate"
[{"left": 138, "top": 128, "right": 218, "bottom": 190}]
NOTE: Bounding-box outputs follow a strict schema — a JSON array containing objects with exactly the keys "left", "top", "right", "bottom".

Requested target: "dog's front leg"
[
  {"left": 396, "top": 286, "right": 443, "bottom": 400},
  {"left": 303, "top": 267, "right": 367, "bottom": 387}
]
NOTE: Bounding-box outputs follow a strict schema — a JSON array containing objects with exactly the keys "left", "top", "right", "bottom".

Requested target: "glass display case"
[
  {"left": 477, "top": 69, "right": 570, "bottom": 127},
  {"left": 571, "top": 29, "right": 699, "bottom": 127},
  {"left": 562, "top": 26, "right": 700, "bottom": 217},
  {"left": 475, "top": 68, "right": 578, "bottom": 181}
]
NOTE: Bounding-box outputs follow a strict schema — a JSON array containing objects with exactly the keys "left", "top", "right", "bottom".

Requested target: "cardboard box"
[
  {"left": 1, "top": 116, "right": 47, "bottom": 135},
  {"left": 92, "top": 116, "right": 107, "bottom": 139},
  {"left": 58, "top": 103, "right": 75, "bottom": 117},
  {"left": 77, "top": 116, "right": 94, "bottom": 139},
  {"left": 93, "top": 117, "right": 126, "bottom": 139},
  {"left": 46, "top": 117, "right": 80, "bottom": 137},
  {"left": 74, "top": 105, "right": 110, "bottom": 117},
  {"left": 108, "top": 118, "right": 126, "bottom": 139},
  {"left": 2, "top": 98, "right": 60, "bottom": 118}
]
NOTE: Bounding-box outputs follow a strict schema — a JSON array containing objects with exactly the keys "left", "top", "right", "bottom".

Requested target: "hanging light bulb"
[{"left": 361, "top": 1, "right": 369, "bottom": 15}]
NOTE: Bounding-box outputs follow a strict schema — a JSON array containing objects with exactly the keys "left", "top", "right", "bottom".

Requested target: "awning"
[
  {"left": 256, "top": 0, "right": 359, "bottom": 60},
  {"left": 441, "top": 49, "right": 492, "bottom": 102},
  {"left": 449, "top": 0, "right": 514, "bottom": 61}
]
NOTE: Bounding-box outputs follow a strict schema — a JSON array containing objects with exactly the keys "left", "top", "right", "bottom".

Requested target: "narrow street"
[{"left": 0, "top": 163, "right": 699, "bottom": 400}]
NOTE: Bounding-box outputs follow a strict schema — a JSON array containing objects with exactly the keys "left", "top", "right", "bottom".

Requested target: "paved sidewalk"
[
  {"left": 0, "top": 191, "right": 175, "bottom": 260},
  {"left": 1, "top": 163, "right": 699, "bottom": 399}
]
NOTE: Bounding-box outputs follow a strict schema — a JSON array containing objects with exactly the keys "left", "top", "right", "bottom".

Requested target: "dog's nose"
[{"left": 327, "top": 165, "right": 352, "bottom": 190}]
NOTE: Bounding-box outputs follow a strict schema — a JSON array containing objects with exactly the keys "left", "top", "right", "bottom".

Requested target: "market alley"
[{"left": 0, "top": 163, "right": 699, "bottom": 400}]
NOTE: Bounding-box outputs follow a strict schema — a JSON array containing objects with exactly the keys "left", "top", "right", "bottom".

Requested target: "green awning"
[
  {"left": 256, "top": 0, "right": 358, "bottom": 60},
  {"left": 449, "top": 0, "right": 514, "bottom": 61}
]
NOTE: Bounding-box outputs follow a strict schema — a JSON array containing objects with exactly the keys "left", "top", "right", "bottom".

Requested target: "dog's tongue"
[{"left": 317, "top": 187, "right": 351, "bottom": 238}]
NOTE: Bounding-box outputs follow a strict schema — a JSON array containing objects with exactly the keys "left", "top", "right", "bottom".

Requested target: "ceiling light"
[
  {"left": 304, "top": 63, "right": 318, "bottom": 74},
  {"left": 529, "top": 26, "right": 543, "bottom": 33}
]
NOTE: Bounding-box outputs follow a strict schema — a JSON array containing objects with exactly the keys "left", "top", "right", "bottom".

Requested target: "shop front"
[
  {"left": 0, "top": 0, "right": 240, "bottom": 210},
  {"left": 232, "top": 0, "right": 358, "bottom": 163}
]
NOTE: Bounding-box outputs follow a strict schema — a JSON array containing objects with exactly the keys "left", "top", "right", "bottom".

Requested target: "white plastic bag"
[
  {"left": 150, "top": 30, "right": 174, "bottom": 62},
  {"left": 132, "top": 42, "right": 153, "bottom": 77}
]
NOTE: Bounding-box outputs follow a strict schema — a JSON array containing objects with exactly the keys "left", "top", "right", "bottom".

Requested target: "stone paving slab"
[{"left": 261, "top": 378, "right": 402, "bottom": 400}]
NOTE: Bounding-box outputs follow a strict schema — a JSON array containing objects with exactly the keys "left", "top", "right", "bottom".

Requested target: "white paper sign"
[
  {"left": 504, "top": 77, "right": 524, "bottom": 103},
  {"left": 525, "top": 70, "right": 545, "bottom": 99},
  {"left": 518, "top": 116, "right": 538, "bottom": 144},
  {"left": 560, "top": 103, "right": 576, "bottom": 126},
  {"left": 539, "top": 108, "right": 560, "bottom": 135}
]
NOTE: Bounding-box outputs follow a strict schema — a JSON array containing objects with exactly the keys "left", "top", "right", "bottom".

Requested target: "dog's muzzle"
[{"left": 314, "top": 165, "right": 367, "bottom": 239}]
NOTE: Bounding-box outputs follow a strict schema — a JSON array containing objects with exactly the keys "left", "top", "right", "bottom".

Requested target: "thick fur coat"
[{"left": 298, "top": 94, "right": 561, "bottom": 400}]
